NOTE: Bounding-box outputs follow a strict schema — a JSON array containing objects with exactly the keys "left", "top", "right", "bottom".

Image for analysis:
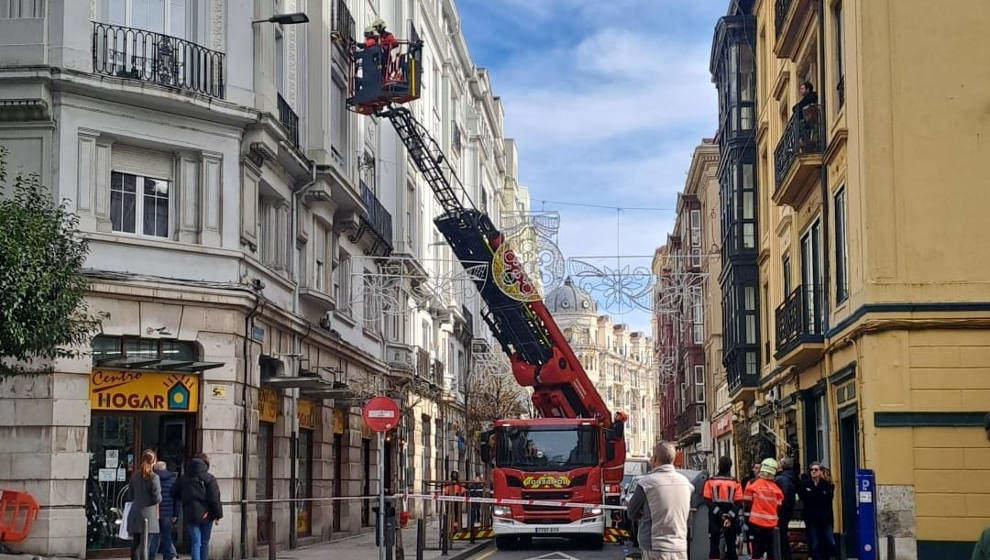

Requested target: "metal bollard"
[
  {"left": 887, "top": 534, "right": 896, "bottom": 559},
  {"left": 441, "top": 499, "right": 449, "bottom": 556},
  {"left": 468, "top": 497, "right": 476, "bottom": 544},
  {"left": 268, "top": 516, "right": 276, "bottom": 560},
  {"left": 142, "top": 518, "right": 150, "bottom": 560},
  {"left": 772, "top": 526, "right": 783, "bottom": 560},
  {"left": 416, "top": 517, "right": 426, "bottom": 560}
]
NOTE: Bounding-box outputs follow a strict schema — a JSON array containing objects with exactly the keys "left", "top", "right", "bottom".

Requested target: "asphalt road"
[{"left": 468, "top": 538, "right": 635, "bottom": 560}]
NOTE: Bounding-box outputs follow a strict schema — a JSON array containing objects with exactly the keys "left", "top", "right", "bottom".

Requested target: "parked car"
[{"left": 620, "top": 469, "right": 710, "bottom": 560}]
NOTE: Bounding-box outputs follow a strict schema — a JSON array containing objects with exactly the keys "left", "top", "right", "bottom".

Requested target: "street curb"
[{"left": 445, "top": 539, "right": 492, "bottom": 560}]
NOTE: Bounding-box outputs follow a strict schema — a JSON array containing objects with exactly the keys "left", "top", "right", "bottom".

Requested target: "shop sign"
[
  {"left": 711, "top": 410, "right": 735, "bottom": 438},
  {"left": 298, "top": 399, "right": 317, "bottom": 430},
  {"left": 332, "top": 408, "right": 346, "bottom": 435},
  {"left": 209, "top": 384, "right": 229, "bottom": 401},
  {"left": 259, "top": 388, "right": 279, "bottom": 423},
  {"left": 90, "top": 370, "right": 198, "bottom": 412}
]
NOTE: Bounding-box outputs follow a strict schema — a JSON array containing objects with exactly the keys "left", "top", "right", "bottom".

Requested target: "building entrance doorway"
[
  {"left": 839, "top": 407, "right": 860, "bottom": 557},
  {"left": 86, "top": 412, "right": 195, "bottom": 555}
]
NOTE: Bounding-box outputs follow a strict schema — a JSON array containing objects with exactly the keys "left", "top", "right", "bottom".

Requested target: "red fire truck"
[{"left": 344, "top": 29, "right": 625, "bottom": 550}]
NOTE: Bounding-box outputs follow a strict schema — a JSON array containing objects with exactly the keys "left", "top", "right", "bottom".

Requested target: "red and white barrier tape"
[
  {"left": 236, "top": 493, "right": 627, "bottom": 511},
  {"left": 394, "top": 492, "right": 628, "bottom": 511}
]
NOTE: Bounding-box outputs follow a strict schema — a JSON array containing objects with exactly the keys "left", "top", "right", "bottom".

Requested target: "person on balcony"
[{"left": 793, "top": 81, "right": 818, "bottom": 114}]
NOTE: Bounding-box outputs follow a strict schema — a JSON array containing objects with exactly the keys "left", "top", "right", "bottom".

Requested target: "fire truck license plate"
[{"left": 535, "top": 527, "right": 560, "bottom": 534}]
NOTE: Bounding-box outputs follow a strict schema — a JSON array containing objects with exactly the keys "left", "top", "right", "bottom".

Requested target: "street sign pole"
[
  {"left": 378, "top": 430, "right": 386, "bottom": 560},
  {"left": 363, "top": 396, "right": 400, "bottom": 560}
]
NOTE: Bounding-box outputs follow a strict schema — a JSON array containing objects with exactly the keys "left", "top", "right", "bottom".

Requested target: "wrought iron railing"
[
  {"left": 462, "top": 305, "right": 474, "bottom": 335},
  {"left": 775, "top": 0, "right": 793, "bottom": 37},
  {"left": 775, "top": 285, "right": 823, "bottom": 355},
  {"left": 774, "top": 103, "right": 822, "bottom": 188},
  {"left": 277, "top": 94, "right": 300, "bottom": 147},
  {"left": 333, "top": 0, "right": 355, "bottom": 44},
  {"left": 416, "top": 348, "right": 430, "bottom": 379},
  {"left": 360, "top": 182, "right": 393, "bottom": 250},
  {"left": 675, "top": 403, "right": 701, "bottom": 436},
  {"left": 92, "top": 22, "right": 224, "bottom": 98},
  {"left": 431, "top": 359, "right": 444, "bottom": 386}
]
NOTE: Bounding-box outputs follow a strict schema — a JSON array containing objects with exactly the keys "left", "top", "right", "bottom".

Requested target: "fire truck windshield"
[{"left": 495, "top": 426, "right": 598, "bottom": 470}]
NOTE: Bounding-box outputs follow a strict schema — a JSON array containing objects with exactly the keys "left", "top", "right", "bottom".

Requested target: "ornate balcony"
[
  {"left": 775, "top": 285, "right": 824, "bottom": 367},
  {"left": 277, "top": 94, "right": 299, "bottom": 147},
  {"left": 773, "top": 104, "right": 823, "bottom": 208},
  {"left": 354, "top": 182, "right": 393, "bottom": 256},
  {"left": 92, "top": 22, "right": 225, "bottom": 98},
  {"left": 675, "top": 403, "right": 703, "bottom": 445},
  {"left": 773, "top": 0, "right": 816, "bottom": 60}
]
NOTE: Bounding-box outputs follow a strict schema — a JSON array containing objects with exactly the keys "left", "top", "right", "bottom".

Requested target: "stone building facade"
[
  {"left": 710, "top": 1, "right": 990, "bottom": 558},
  {"left": 0, "top": 0, "right": 524, "bottom": 557},
  {"left": 545, "top": 280, "right": 656, "bottom": 460}
]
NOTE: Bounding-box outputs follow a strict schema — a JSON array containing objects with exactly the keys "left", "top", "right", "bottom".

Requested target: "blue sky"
[{"left": 457, "top": 0, "right": 726, "bottom": 331}]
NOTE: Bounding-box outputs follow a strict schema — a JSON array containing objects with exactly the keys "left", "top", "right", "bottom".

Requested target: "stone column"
[{"left": 0, "top": 355, "right": 91, "bottom": 558}]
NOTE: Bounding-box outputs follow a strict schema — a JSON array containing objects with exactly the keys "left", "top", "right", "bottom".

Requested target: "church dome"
[{"left": 546, "top": 277, "right": 597, "bottom": 315}]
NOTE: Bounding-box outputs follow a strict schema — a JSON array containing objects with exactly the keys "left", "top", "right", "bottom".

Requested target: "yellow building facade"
[{"left": 713, "top": 0, "right": 990, "bottom": 558}]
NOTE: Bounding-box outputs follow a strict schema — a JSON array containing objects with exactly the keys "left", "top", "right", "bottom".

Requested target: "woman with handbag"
[{"left": 127, "top": 450, "right": 162, "bottom": 560}]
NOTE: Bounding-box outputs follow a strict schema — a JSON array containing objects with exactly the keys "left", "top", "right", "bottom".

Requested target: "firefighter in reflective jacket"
[
  {"left": 703, "top": 456, "right": 744, "bottom": 560},
  {"left": 743, "top": 459, "right": 785, "bottom": 560}
]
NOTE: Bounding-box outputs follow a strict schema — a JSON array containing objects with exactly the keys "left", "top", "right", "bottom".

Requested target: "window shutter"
[{"left": 112, "top": 144, "right": 174, "bottom": 180}]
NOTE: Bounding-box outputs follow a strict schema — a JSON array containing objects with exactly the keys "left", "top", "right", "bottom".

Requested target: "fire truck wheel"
[
  {"left": 583, "top": 535, "right": 604, "bottom": 550},
  {"left": 495, "top": 536, "right": 516, "bottom": 550}
]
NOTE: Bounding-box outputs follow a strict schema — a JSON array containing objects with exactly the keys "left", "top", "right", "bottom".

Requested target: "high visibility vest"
[
  {"left": 744, "top": 477, "right": 784, "bottom": 529},
  {"left": 703, "top": 476, "right": 743, "bottom": 505}
]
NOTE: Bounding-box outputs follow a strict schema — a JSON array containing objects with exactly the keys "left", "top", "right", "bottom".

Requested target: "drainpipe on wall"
[{"left": 242, "top": 288, "right": 265, "bottom": 559}]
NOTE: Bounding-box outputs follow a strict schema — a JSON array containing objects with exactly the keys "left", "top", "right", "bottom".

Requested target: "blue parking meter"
[{"left": 856, "top": 469, "right": 877, "bottom": 560}]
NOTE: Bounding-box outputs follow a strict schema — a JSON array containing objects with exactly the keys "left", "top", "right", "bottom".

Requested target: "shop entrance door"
[{"left": 332, "top": 434, "right": 343, "bottom": 532}]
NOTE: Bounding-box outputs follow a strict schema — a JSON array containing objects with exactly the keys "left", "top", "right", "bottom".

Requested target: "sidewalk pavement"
[{"left": 261, "top": 519, "right": 491, "bottom": 560}]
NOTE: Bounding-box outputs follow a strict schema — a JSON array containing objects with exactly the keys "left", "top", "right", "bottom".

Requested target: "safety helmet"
[
  {"left": 759, "top": 458, "right": 778, "bottom": 477},
  {"left": 371, "top": 17, "right": 386, "bottom": 30},
  {"left": 363, "top": 25, "right": 375, "bottom": 37}
]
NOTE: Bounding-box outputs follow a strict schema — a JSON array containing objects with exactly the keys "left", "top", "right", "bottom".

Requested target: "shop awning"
[
  {"left": 261, "top": 375, "right": 332, "bottom": 389},
  {"left": 94, "top": 357, "right": 225, "bottom": 372}
]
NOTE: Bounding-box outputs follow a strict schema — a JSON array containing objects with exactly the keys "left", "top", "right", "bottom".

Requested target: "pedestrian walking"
[
  {"left": 627, "top": 441, "right": 694, "bottom": 560},
  {"left": 798, "top": 462, "right": 837, "bottom": 560},
  {"left": 127, "top": 450, "right": 162, "bottom": 560},
  {"left": 703, "top": 456, "right": 744, "bottom": 560},
  {"left": 172, "top": 454, "right": 223, "bottom": 560},
  {"left": 774, "top": 457, "right": 799, "bottom": 560},
  {"left": 153, "top": 461, "right": 179, "bottom": 560},
  {"left": 743, "top": 458, "right": 784, "bottom": 560}
]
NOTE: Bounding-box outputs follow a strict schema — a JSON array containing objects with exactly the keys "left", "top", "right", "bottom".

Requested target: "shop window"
[{"left": 92, "top": 335, "right": 197, "bottom": 364}]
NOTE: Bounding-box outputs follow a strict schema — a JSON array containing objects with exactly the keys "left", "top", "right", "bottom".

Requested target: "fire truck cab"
[{"left": 490, "top": 418, "right": 611, "bottom": 550}]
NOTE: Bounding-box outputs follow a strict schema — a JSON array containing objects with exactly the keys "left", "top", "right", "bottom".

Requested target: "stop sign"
[{"left": 362, "top": 396, "right": 400, "bottom": 432}]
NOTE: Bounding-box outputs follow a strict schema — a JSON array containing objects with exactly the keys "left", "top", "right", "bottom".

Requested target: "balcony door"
[
  {"left": 99, "top": 0, "right": 193, "bottom": 39},
  {"left": 800, "top": 219, "right": 822, "bottom": 334}
]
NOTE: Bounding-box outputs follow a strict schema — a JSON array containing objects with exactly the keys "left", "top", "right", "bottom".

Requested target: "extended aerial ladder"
[{"left": 345, "top": 34, "right": 625, "bottom": 486}]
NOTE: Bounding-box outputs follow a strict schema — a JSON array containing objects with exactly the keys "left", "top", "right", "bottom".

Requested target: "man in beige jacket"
[{"left": 627, "top": 441, "right": 694, "bottom": 560}]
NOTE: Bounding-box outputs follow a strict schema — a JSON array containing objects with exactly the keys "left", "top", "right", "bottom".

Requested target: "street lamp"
[{"left": 252, "top": 12, "right": 309, "bottom": 25}]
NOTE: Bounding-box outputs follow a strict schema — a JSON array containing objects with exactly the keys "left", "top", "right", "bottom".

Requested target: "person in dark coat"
[
  {"left": 798, "top": 462, "right": 837, "bottom": 560},
  {"left": 154, "top": 462, "right": 178, "bottom": 560},
  {"left": 127, "top": 450, "right": 162, "bottom": 560},
  {"left": 774, "top": 457, "right": 800, "bottom": 560},
  {"left": 172, "top": 454, "right": 223, "bottom": 560}
]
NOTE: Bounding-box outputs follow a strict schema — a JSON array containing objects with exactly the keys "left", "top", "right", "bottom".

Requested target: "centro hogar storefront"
[{"left": 85, "top": 335, "right": 222, "bottom": 556}]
